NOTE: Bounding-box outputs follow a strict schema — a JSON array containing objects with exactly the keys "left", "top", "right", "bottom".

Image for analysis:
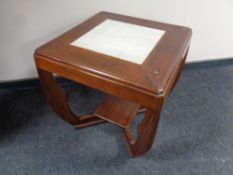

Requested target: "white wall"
[{"left": 1, "top": 0, "right": 233, "bottom": 81}]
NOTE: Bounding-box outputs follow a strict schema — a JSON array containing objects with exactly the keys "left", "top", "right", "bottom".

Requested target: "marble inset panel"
[{"left": 71, "top": 19, "right": 165, "bottom": 64}]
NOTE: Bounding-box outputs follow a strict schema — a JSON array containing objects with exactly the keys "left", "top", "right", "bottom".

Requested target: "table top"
[{"left": 35, "top": 11, "right": 192, "bottom": 96}]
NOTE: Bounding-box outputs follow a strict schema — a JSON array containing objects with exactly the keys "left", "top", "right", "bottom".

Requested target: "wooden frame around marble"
[{"left": 34, "top": 11, "right": 192, "bottom": 157}]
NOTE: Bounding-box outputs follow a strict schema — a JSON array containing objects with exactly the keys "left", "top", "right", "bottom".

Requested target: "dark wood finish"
[
  {"left": 95, "top": 95, "right": 164, "bottom": 157},
  {"left": 170, "top": 47, "right": 189, "bottom": 93},
  {"left": 123, "top": 98, "right": 164, "bottom": 157},
  {"left": 34, "top": 11, "right": 192, "bottom": 157},
  {"left": 37, "top": 68, "right": 105, "bottom": 128},
  {"left": 95, "top": 95, "right": 140, "bottom": 128},
  {"left": 74, "top": 114, "right": 106, "bottom": 129},
  {"left": 35, "top": 11, "right": 192, "bottom": 109},
  {"left": 35, "top": 54, "right": 158, "bottom": 110}
]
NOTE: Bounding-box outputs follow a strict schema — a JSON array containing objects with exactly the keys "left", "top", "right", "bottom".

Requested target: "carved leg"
[
  {"left": 171, "top": 48, "right": 189, "bottom": 92},
  {"left": 122, "top": 99, "right": 164, "bottom": 157},
  {"left": 37, "top": 68, "right": 105, "bottom": 128}
]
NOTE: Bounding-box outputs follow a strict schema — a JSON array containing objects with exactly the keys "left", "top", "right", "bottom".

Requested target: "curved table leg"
[
  {"left": 122, "top": 99, "right": 164, "bottom": 157},
  {"left": 171, "top": 47, "right": 189, "bottom": 92},
  {"left": 37, "top": 68, "right": 105, "bottom": 128}
]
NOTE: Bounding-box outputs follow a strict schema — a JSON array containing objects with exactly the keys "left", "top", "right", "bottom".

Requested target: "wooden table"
[{"left": 34, "top": 12, "right": 192, "bottom": 157}]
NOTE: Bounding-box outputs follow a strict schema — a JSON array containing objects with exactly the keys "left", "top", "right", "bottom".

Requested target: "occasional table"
[{"left": 34, "top": 12, "right": 192, "bottom": 157}]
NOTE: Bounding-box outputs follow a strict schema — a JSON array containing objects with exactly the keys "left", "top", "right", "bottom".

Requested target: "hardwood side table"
[{"left": 34, "top": 12, "right": 192, "bottom": 157}]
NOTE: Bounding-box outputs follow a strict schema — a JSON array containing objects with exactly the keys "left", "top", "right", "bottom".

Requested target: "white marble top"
[{"left": 71, "top": 19, "right": 165, "bottom": 64}]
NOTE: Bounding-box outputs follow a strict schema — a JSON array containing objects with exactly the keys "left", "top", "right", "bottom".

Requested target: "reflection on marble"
[{"left": 71, "top": 19, "right": 165, "bottom": 64}]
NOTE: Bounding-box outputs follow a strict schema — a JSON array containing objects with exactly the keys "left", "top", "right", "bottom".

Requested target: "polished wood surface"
[
  {"left": 123, "top": 98, "right": 164, "bottom": 157},
  {"left": 95, "top": 95, "right": 140, "bottom": 128},
  {"left": 38, "top": 68, "right": 106, "bottom": 128},
  {"left": 34, "top": 11, "right": 192, "bottom": 157},
  {"left": 35, "top": 11, "right": 192, "bottom": 108}
]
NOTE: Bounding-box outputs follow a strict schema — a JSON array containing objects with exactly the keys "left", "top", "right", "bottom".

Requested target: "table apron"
[{"left": 35, "top": 55, "right": 163, "bottom": 110}]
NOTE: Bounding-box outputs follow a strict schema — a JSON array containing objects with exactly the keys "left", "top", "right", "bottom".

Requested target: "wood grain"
[
  {"left": 34, "top": 11, "right": 192, "bottom": 157},
  {"left": 37, "top": 68, "right": 105, "bottom": 128},
  {"left": 95, "top": 95, "right": 140, "bottom": 128}
]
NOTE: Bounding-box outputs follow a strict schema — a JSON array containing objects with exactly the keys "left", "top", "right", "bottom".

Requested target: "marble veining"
[{"left": 71, "top": 19, "right": 165, "bottom": 64}]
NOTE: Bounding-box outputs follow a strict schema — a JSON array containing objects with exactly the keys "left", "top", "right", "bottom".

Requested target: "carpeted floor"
[{"left": 0, "top": 59, "right": 233, "bottom": 175}]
